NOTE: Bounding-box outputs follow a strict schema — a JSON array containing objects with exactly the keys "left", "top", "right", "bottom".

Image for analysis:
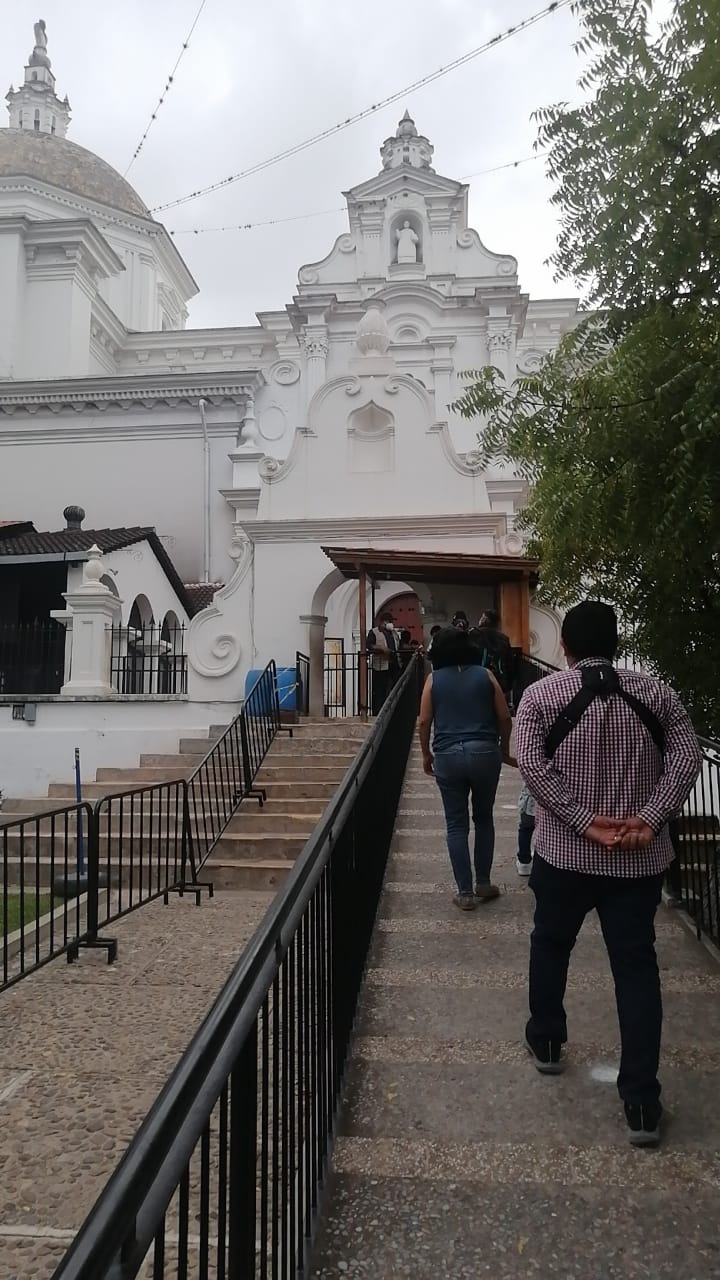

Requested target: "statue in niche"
[{"left": 395, "top": 220, "right": 420, "bottom": 264}]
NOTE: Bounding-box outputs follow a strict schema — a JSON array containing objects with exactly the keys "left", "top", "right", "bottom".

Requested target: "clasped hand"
[{"left": 584, "top": 815, "right": 655, "bottom": 849}]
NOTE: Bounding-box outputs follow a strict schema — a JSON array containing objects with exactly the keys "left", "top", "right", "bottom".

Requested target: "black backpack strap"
[
  {"left": 544, "top": 664, "right": 665, "bottom": 760},
  {"left": 545, "top": 684, "right": 598, "bottom": 759},
  {"left": 617, "top": 689, "right": 665, "bottom": 755}
]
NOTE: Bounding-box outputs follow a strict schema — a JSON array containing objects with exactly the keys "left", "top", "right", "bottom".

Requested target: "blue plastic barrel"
[
  {"left": 243, "top": 667, "right": 297, "bottom": 713},
  {"left": 276, "top": 667, "right": 297, "bottom": 711}
]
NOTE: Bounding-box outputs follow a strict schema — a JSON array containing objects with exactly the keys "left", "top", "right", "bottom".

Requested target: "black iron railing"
[
  {"left": 109, "top": 623, "right": 188, "bottom": 695},
  {"left": 295, "top": 651, "right": 310, "bottom": 716},
  {"left": 668, "top": 737, "right": 720, "bottom": 949},
  {"left": 0, "top": 804, "right": 94, "bottom": 992},
  {"left": 324, "top": 651, "right": 410, "bottom": 718},
  {"left": 0, "top": 662, "right": 285, "bottom": 993},
  {"left": 49, "top": 657, "right": 419, "bottom": 1280},
  {"left": 0, "top": 620, "right": 66, "bottom": 695},
  {"left": 187, "top": 661, "right": 283, "bottom": 870}
]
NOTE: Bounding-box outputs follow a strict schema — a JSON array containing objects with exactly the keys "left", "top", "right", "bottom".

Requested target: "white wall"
[
  {"left": 0, "top": 427, "right": 237, "bottom": 584},
  {"left": 66, "top": 542, "right": 191, "bottom": 627},
  {"left": 0, "top": 698, "right": 240, "bottom": 798}
]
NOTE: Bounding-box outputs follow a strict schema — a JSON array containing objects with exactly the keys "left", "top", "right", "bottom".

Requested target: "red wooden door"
[{"left": 376, "top": 592, "right": 423, "bottom": 644}]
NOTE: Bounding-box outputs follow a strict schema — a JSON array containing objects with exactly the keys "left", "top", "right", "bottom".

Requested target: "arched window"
[
  {"left": 31, "top": 71, "right": 38, "bottom": 81},
  {"left": 33, "top": 109, "right": 40, "bottom": 131},
  {"left": 51, "top": 115, "right": 56, "bottom": 135},
  {"left": 18, "top": 110, "right": 23, "bottom": 128}
]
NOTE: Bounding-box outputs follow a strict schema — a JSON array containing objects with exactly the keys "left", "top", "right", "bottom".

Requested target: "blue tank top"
[{"left": 431, "top": 666, "right": 499, "bottom": 753}]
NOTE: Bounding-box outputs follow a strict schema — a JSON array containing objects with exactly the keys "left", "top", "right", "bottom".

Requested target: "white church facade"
[{"left": 0, "top": 21, "right": 577, "bottom": 743}]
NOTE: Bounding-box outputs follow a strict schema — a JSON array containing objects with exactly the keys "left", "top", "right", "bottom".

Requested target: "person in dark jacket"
[
  {"left": 419, "top": 626, "right": 515, "bottom": 911},
  {"left": 470, "top": 609, "right": 514, "bottom": 696}
]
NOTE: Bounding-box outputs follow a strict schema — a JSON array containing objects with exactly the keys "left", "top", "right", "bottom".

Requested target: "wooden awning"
[{"left": 321, "top": 545, "right": 540, "bottom": 587}]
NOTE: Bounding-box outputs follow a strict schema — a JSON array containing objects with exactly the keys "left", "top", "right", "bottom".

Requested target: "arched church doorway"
[{"left": 376, "top": 591, "right": 423, "bottom": 645}]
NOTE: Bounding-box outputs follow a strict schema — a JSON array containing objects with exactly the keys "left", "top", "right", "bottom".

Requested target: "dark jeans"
[
  {"left": 528, "top": 854, "right": 664, "bottom": 1105},
  {"left": 434, "top": 742, "right": 502, "bottom": 893},
  {"left": 371, "top": 669, "right": 389, "bottom": 716},
  {"left": 518, "top": 812, "right": 535, "bottom": 864}
]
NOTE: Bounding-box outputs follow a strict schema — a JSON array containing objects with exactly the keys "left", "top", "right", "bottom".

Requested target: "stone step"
[
  {"left": 260, "top": 781, "right": 340, "bottom": 801},
  {"left": 0, "top": 855, "right": 187, "bottom": 890},
  {"left": 206, "top": 858, "right": 292, "bottom": 892},
  {"left": 178, "top": 738, "right": 217, "bottom": 755},
  {"left": 94, "top": 767, "right": 194, "bottom": 784},
  {"left": 214, "top": 832, "right": 306, "bottom": 861},
  {"left": 48, "top": 781, "right": 176, "bottom": 801},
  {"left": 224, "top": 811, "right": 320, "bottom": 836},
  {"left": 139, "top": 754, "right": 206, "bottom": 769},
  {"left": 268, "top": 737, "right": 363, "bottom": 756},
  {"left": 257, "top": 764, "right": 353, "bottom": 784}
]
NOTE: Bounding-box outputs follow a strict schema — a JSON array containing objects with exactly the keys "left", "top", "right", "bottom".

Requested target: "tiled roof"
[
  {"left": 0, "top": 526, "right": 156, "bottom": 557},
  {"left": 0, "top": 525, "right": 200, "bottom": 617},
  {"left": 184, "top": 582, "right": 223, "bottom": 613}
]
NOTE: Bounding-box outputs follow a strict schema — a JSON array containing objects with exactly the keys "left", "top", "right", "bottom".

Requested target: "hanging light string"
[
  {"left": 125, "top": 0, "right": 211, "bottom": 175},
  {"left": 151, "top": 0, "right": 570, "bottom": 214},
  {"left": 167, "top": 153, "right": 542, "bottom": 236}
]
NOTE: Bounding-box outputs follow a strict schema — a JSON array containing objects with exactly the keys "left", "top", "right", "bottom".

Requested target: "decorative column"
[
  {"left": 302, "top": 331, "right": 329, "bottom": 402},
  {"left": 55, "top": 546, "right": 123, "bottom": 696},
  {"left": 486, "top": 327, "right": 514, "bottom": 385},
  {"left": 300, "top": 613, "right": 328, "bottom": 718}
]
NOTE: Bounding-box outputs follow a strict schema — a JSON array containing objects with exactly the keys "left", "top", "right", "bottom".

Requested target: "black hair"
[
  {"left": 481, "top": 608, "right": 499, "bottom": 628},
  {"left": 562, "top": 601, "right": 618, "bottom": 661},
  {"left": 430, "top": 625, "right": 482, "bottom": 669},
  {"left": 430, "top": 625, "right": 441, "bottom": 637}
]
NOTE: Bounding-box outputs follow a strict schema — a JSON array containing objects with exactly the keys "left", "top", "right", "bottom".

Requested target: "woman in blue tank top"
[{"left": 418, "top": 626, "right": 515, "bottom": 910}]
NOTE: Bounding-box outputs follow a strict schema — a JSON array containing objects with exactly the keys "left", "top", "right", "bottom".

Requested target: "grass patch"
[{"left": 1, "top": 894, "right": 54, "bottom": 936}]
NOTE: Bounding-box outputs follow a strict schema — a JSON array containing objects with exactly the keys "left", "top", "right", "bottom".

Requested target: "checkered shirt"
[{"left": 514, "top": 659, "right": 701, "bottom": 877}]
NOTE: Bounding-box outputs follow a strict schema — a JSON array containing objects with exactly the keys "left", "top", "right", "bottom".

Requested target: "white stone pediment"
[{"left": 346, "top": 167, "right": 465, "bottom": 203}]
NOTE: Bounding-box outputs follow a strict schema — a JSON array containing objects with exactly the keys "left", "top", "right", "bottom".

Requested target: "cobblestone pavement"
[
  {"left": 310, "top": 744, "right": 720, "bottom": 1279},
  {"left": 0, "top": 888, "right": 272, "bottom": 1280}
]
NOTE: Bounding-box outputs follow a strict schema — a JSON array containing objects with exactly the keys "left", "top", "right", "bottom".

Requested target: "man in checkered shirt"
[{"left": 515, "top": 601, "right": 701, "bottom": 1147}]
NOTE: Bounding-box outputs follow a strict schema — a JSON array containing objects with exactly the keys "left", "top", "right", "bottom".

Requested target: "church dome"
[{"left": 0, "top": 129, "right": 150, "bottom": 218}]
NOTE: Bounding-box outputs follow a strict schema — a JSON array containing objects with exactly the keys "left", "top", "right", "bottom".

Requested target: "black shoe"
[
  {"left": 524, "top": 1033, "right": 565, "bottom": 1075},
  {"left": 625, "top": 1102, "right": 663, "bottom": 1148}
]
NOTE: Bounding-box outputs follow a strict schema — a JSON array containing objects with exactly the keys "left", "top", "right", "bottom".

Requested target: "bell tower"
[{"left": 6, "top": 19, "right": 71, "bottom": 138}]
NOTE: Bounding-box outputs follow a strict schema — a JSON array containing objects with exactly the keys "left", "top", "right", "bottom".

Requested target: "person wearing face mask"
[{"left": 366, "top": 612, "right": 400, "bottom": 715}]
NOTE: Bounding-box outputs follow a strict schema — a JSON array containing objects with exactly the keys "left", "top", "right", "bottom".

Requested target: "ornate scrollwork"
[
  {"left": 487, "top": 330, "right": 513, "bottom": 352},
  {"left": 298, "top": 266, "right": 319, "bottom": 285},
  {"left": 338, "top": 234, "right": 355, "bottom": 253},
  {"left": 457, "top": 229, "right": 476, "bottom": 249},
  {"left": 269, "top": 360, "right": 300, "bottom": 386},
  {"left": 496, "top": 256, "right": 518, "bottom": 275}
]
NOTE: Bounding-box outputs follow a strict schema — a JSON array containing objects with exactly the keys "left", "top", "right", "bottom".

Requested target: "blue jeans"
[
  {"left": 434, "top": 742, "right": 502, "bottom": 894},
  {"left": 518, "top": 812, "right": 535, "bottom": 864}
]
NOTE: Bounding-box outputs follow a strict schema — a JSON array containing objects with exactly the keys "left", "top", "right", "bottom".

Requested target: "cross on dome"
[{"left": 380, "top": 109, "right": 434, "bottom": 172}]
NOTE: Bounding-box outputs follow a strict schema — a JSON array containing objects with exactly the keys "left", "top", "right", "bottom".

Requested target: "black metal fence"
[
  {"left": 324, "top": 651, "right": 419, "bottom": 718},
  {"left": 109, "top": 624, "right": 188, "bottom": 695},
  {"left": 0, "top": 804, "right": 95, "bottom": 992},
  {"left": 49, "top": 656, "right": 418, "bottom": 1280},
  {"left": 187, "top": 662, "right": 283, "bottom": 870},
  {"left": 295, "top": 652, "right": 310, "bottom": 717},
  {"left": 668, "top": 738, "right": 720, "bottom": 949},
  {"left": 0, "top": 662, "right": 285, "bottom": 993},
  {"left": 0, "top": 620, "right": 66, "bottom": 695}
]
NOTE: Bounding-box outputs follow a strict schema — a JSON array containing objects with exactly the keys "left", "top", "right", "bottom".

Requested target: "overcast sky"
[{"left": 5, "top": 0, "right": 588, "bottom": 328}]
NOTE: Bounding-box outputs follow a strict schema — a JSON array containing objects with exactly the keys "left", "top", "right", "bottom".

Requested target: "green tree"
[{"left": 455, "top": 0, "right": 720, "bottom": 734}]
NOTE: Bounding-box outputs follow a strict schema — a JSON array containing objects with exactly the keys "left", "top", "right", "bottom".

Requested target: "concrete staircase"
[
  {"left": 205, "top": 718, "right": 369, "bottom": 891},
  {"left": 0, "top": 717, "right": 369, "bottom": 892}
]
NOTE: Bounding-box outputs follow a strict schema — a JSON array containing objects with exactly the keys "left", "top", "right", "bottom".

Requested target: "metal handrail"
[{"left": 50, "top": 656, "right": 419, "bottom": 1279}]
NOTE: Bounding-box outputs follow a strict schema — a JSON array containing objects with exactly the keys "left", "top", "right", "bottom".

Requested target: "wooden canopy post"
[{"left": 357, "top": 564, "right": 368, "bottom": 720}]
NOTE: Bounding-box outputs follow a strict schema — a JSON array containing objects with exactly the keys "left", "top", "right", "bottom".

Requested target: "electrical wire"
[
  {"left": 150, "top": 0, "right": 571, "bottom": 213},
  {"left": 167, "top": 153, "right": 543, "bottom": 235},
  {"left": 125, "top": 0, "right": 211, "bottom": 175}
]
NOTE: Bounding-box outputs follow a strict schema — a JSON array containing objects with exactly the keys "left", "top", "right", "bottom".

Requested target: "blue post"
[{"left": 75, "top": 747, "right": 85, "bottom": 877}]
